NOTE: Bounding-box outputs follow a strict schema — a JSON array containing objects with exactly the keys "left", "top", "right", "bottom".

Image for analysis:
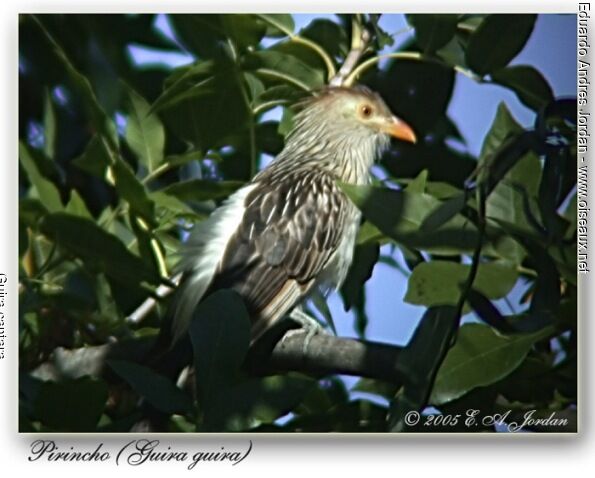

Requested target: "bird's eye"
[{"left": 360, "top": 104, "right": 374, "bottom": 118}]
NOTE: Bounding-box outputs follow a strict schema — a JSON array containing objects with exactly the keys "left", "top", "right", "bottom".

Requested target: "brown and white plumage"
[{"left": 171, "top": 86, "right": 416, "bottom": 344}]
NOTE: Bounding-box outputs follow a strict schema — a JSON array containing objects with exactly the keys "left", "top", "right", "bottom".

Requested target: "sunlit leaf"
[
  {"left": 404, "top": 260, "right": 519, "bottom": 308},
  {"left": 43, "top": 89, "right": 57, "bottom": 159},
  {"left": 125, "top": 87, "right": 165, "bottom": 174},
  {"left": 19, "top": 142, "right": 62, "bottom": 213},
  {"left": 340, "top": 183, "right": 478, "bottom": 254}
]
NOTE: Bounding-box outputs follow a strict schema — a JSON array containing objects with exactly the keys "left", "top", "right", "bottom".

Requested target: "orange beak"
[{"left": 385, "top": 116, "right": 417, "bottom": 144}]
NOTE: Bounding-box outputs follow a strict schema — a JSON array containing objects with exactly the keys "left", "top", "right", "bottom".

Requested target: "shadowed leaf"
[
  {"left": 491, "top": 65, "right": 554, "bottom": 111},
  {"left": 108, "top": 359, "right": 193, "bottom": 415},
  {"left": 34, "top": 377, "right": 108, "bottom": 431},
  {"left": 39, "top": 213, "right": 161, "bottom": 286},
  {"left": 466, "top": 14, "right": 537, "bottom": 75},
  {"left": 160, "top": 179, "right": 244, "bottom": 202},
  {"left": 407, "top": 14, "right": 460, "bottom": 53},
  {"left": 389, "top": 306, "right": 459, "bottom": 431},
  {"left": 189, "top": 290, "right": 251, "bottom": 425},
  {"left": 430, "top": 323, "right": 554, "bottom": 405}
]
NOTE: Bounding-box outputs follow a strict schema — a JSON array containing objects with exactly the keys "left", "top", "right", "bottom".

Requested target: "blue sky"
[{"left": 130, "top": 13, "right": 577, "bottom": 354}]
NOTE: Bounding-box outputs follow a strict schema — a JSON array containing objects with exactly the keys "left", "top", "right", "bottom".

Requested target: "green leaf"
[
  {"left": 34, "top": 377, "right": 108, "bottom": 431},
  {"left": 389, "top": 306, "right": 459, "bottom": 431},
  {"left": 43, "top": 89, "right": 57, "bottom": 159},
  {"left": 19, "top": 198, "right": 49, "bottom": 229},
  {"left": 159, "top": 63, "right": 251, "bottom": 151},
  {"left": 221, "top": 14, "right": 267, "bottom": 50},
  {"left": 125, "top": 87, "right": 165, "bottom": 174},
  {"left": 150, "top": 191, "right": 201, "bottom": 221},
  {"left": 71, "top": 136, "right": 111, "bottom": 179},
  {"left": 368, "top": 14, "right": 395, "bottom": 49},
  {"left": 479, "top": 103, "right": 523, "bottom": 162},
  {"left": 110, "top": 154, "right": 156, "bottom": 225},
  {"left": 375, "top": 58, "right": 455, "bottom": 137},
  {"left": 288, "top": 398, "right": 388, "bottom": 432},
  {"left": 466, "top": 14, "right": 537, "bottom": 75},
  {"left": 245, "top": 50, "right": 325, "bottom": 91},
  {"left": 486, "top": 153, "right": 543, "bottom": 246},
  {"left": 436, "top": 35, "right": 467, "bottom": 69},
  {"left": 168, "top": 15, "right": 229, "bottom": 59},
  {"left": 64, "top": 189, "right": 92, "bottom": 218},
  {"left": 404, "top": 260, "right": 519, "bottom": 308},
  {"left": 278, "top": 107, "right": 296, "bottom": 137},
  {"left": 259, "top": 14, "right": 295, "bottom": 37},
  {"left": 19, "top": 219, "right": 29, "bottom": 258},
  {"left": 491, "top": 65, "right": 554, "bottom": 111},
  {"left": 466, "top": 288, "right": 514, "bottom": 333},
  {"left": 340, "top": 183, "right": 478, "bottom": 255},
  {"left": 496, "top": 356, "right": 557, "bottom": 405},
  {"left": 243, "top": 71, "right": 266, "bottom": 104},
  {"left": 420, "top": 193, "right": 467, "bottom": 232},
  {"left": 170, "top": 14, "right": 265, "bottom": 59},
  {"left": 300, "top": 19, "right": 348, "bottom": 58},
  {"left": 204, "top": 375, "right": 314, "bottom": 431},
  {"left": 254, "top": 85, "right": 306, "bottom": 113},
  {"left": 406, "top": 14, "right": 460, "bottom": 53},
  {"left": 478, "top": 104, "right": 538, "bottom": 201},
  {"left": 430, "top": 323, "right": 555, "bottom": 405},
  {"left": 150, "top": 61, "right": 216, "bottom": 114},
  {"left": 405, "top": 170, "right": 428, "bottom": 193},
  {"left": 19, "top": 142, "right": 62, "bottom": 213},
  {"left": 33, "top": 17, "right": 118, "bottom": 149},
  {"left": 39, "top": 213, "right": 161, "bottom": 286},
  {"left": 108, "top": 359, "right": 193, "bottom": 415},
  {"left": 352, "top": 378, "right": 400, "bottom": 401},
  {"left": 164, "top": 150, "right": 203, "bottom": 168},
  {"left": 189, "top": 290, "right": 251, "bottom": 422},
  {"left": 340, "top": 243, "right": 379, "bottom": 337},
  {"left": 160, "top": 179, "right": 244, "bottom": 203}
]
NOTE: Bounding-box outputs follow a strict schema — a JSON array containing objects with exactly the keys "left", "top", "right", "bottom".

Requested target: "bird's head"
[
  {"left": 303, "top": 86, "right": 417, "bottom": 145},
  {"left": 276, "top": 86, "right": 416, "bottom": 182},
  {"left": 289, "top": 86, "right": 416, "bottom": 146}
]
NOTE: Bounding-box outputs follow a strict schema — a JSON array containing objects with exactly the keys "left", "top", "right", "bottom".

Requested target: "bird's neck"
[{"left": 273, "top": 124, "right": 384, "bottom": 185}]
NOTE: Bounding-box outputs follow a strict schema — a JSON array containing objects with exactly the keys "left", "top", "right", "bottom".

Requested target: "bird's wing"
[{"left": 210, "top": 167, "right": 350, "bottom": 340}]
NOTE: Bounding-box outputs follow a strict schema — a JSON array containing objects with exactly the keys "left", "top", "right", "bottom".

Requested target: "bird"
[{"left": 169, "top": 85, "right": 416, "bottom": 348}]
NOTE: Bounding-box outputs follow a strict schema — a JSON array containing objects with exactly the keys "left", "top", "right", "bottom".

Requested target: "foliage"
[{"left": 19, "top": 13, "right": 576, "bottom": 433}]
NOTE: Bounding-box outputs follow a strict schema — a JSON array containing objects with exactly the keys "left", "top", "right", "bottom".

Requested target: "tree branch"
[
  {"left": 31, "top": 330, "right": 404, "bottom": 387},
  {"left": 248, "top": 330, "right": 403, "bottom": 385},
  {"left": 329, "top": 17, "right": 371, "bottom": 87}
]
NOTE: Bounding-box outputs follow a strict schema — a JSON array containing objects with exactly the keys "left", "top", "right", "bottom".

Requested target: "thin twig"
[
  {"left": 344, "top": 51, "right": 482, "bottom": 87},
  {"left": 255, "top": 14, "right": 337, "bottom": 81},
  {"left": 126, "top": 272, "right": 182, "bottom": 324},
  {"left": 330, "top": 17, "right": 371, "bottom": 87},
  {"left": 254, "top": 68, "right": 312, "bottom": 92}
]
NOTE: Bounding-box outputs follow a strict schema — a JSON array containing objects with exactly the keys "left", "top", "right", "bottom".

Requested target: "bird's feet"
[{"left": 283, "top": 308, "right": 327, "bottom": 355}]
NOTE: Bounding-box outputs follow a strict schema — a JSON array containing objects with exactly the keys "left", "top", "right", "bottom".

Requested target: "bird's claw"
[{"left": 283, "top": 308, "right": 326, "bottom": 355}]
